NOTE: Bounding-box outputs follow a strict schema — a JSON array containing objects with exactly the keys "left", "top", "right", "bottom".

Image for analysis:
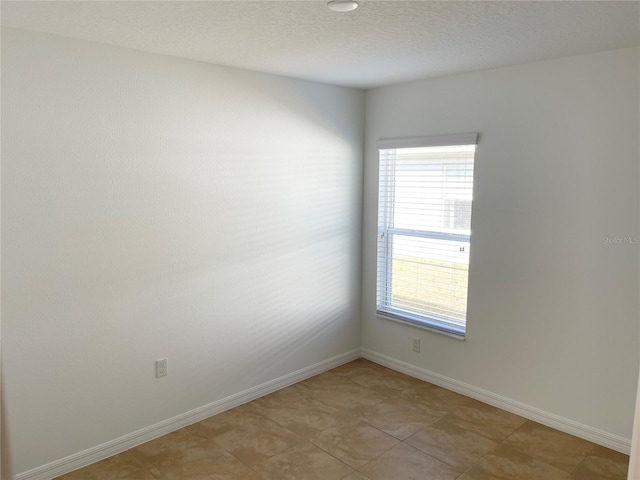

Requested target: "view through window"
[{"left": 376, "top": 134, "right": 477, "bottom": 337}]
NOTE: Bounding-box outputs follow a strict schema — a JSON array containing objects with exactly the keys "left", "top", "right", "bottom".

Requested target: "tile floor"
[{"left": 56, "top": 359, "right": 630, "bottom": 480}]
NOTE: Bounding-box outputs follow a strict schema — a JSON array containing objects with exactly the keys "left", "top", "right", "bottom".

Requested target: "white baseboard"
[
  {"left": 361, "top": 348, "right": 631, "bottom": 455},
  {"left": 17, "top": 346, "right": 630, "bottom": 480},
  {"left": 16, "top": 349, "right": 361, "bottom": 480}
]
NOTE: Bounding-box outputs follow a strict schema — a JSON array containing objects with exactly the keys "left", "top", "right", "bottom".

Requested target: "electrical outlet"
[
  {"left": 156, "top": 358, "right": 168, "bottom": 378},
  {"left": 412, "top": 337, "right": 421, "bottom": 353}
]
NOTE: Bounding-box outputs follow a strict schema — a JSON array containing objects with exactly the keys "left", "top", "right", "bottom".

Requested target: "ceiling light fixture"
[{"left": 327, "top": 0, "right": 359, "bottom": 12}]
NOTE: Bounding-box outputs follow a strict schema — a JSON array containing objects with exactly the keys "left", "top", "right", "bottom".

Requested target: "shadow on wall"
[
  {"left": 1, "top": 28, "right": 365, "bottom": 475},
  {"left": 214, "top": 76, "right": 364, "bottom": 385}
]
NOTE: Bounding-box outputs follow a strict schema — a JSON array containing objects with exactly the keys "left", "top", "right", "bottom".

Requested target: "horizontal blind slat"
[{"left": 376, "top": 138, "right": 476, "bottom": 333}]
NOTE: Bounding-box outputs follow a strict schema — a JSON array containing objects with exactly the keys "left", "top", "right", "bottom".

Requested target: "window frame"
[{"left": 375, "top": 133, "right": 478, "bottom": 339}]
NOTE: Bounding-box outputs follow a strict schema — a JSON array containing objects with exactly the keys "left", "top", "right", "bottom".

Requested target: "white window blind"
[{"left": 376, "top": 133, "right": 477, "bottom": 337}]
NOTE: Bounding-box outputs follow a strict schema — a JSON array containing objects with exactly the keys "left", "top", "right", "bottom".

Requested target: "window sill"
[{"left": 376, "top": 311, "right": 466, "bottom": 340}]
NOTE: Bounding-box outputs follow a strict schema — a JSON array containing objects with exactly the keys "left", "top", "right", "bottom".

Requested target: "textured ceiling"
[{"left": 2, "top": 1, "right": 638, "bottom": 89}]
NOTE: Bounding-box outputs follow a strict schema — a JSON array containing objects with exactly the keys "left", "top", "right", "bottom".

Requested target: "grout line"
[
  {"left": 458, "top": 438, "right": 501, "bottom": 478},
  {"left": 566, "top": 442, "right": 598, "bottom": 479},
  {"left": 502, "top": 418, "right": 531, "bottom": 442},
  {"left": 123, "top": 451, "right": 158, "bottom": 480},
  {"left": 52, "top": 358, "right": 618, "bottom": 480},
  {"left": 362, "top": 349, "right": 631, "bottom": 455},
  {"left": 399, "top": 440, "right": 467, "bottom": 474}
]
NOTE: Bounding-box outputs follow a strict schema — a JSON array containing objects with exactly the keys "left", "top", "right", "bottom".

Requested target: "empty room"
[{"left": 2, "top": 1, "right": 639, "bottom": 479}]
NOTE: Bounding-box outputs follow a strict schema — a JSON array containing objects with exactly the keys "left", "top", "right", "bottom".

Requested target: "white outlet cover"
[{"left": 156, "top": 358, "right": 168, "bottom": 378}]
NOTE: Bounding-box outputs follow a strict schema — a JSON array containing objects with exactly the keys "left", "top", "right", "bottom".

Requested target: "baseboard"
[
  {"left": 16, "top": 348, "right": 361, "bottom": 480},
  {"left": 361, "top": 348, "right": 631, "bottom": 455},
  {"left": 17, "top": 346, "right": 630, "bottom": 480}
]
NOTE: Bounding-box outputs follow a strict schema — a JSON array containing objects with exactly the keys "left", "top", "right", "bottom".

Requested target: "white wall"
[
  {"left": 1, "top": 28, "right": 364, "bottom": 475},
  {"left": 362, "top": 47, "right": 639, "bottom": 440},
  {"left": 3, "top": 25, "right": 638, "bottom": 477},
  {"left": 629, "top": 372, "right": 640, "bottom": 479}
]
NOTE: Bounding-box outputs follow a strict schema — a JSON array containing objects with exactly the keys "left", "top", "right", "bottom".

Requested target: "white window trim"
[
  {"left": 376, "top": 132, "right": 478, "bottom": 339},
  {"left": 377, "top": 133, "right": 478, "bottom": 150},
  {"left": 376, "top": 311, "right": 467, "bottom": 340}
]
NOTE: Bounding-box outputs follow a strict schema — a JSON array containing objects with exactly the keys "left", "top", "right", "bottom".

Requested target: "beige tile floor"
[{"left": 56, "top": 359, "right": 630, "bottom": 480}]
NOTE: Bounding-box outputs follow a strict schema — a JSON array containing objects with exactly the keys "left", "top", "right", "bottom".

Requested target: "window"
[{"left": 376, "top": 133, "right": 478, "bottom": 338}]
